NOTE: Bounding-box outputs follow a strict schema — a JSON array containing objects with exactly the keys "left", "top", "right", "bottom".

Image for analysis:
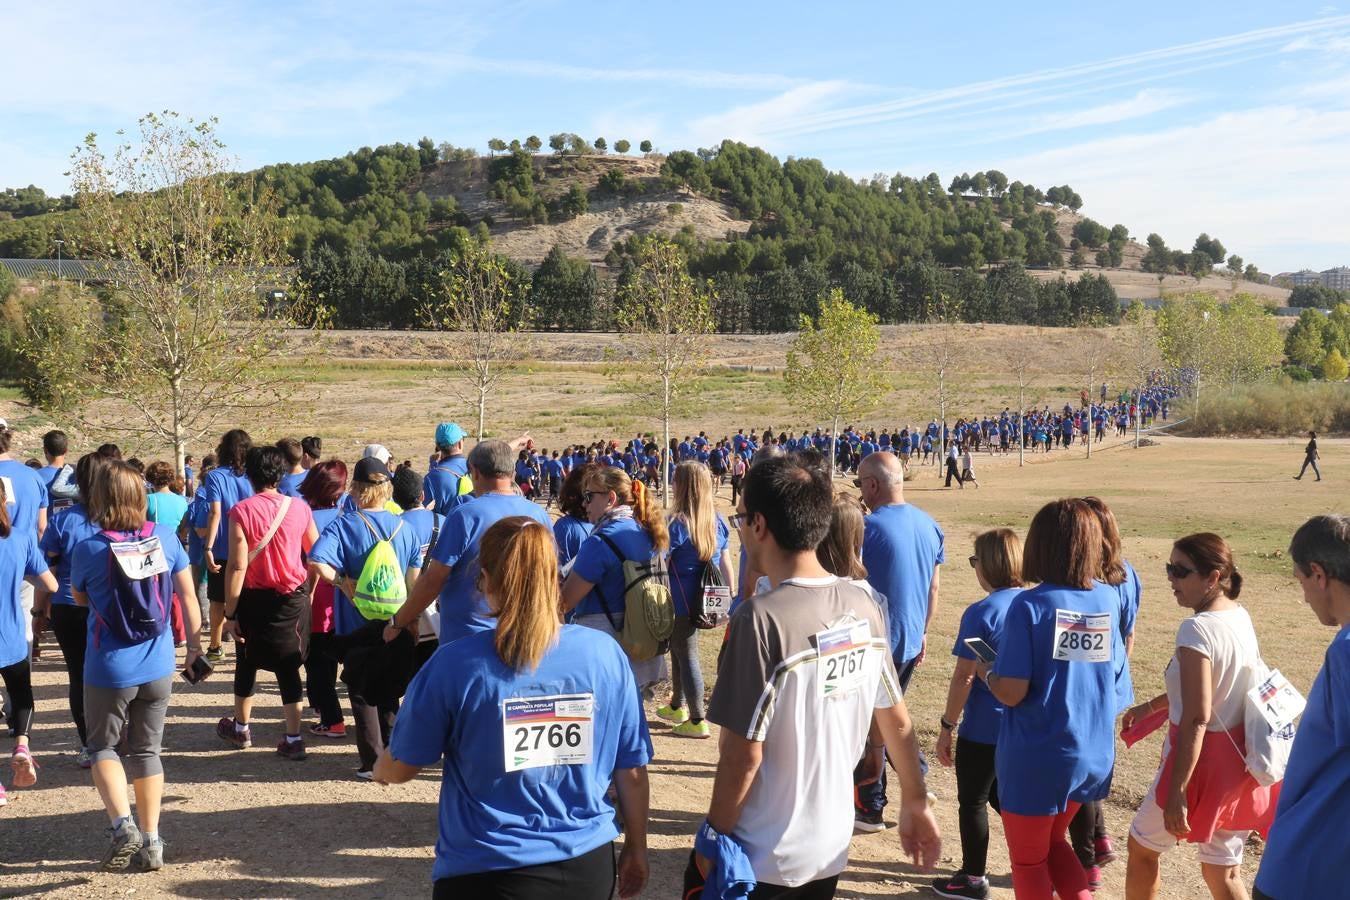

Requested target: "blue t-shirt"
[
  {"left": 666, "top": 514, "right": 729, "bottom": 618},
  {"left": 201, "top": 467, "right": 254, "bottom": 559},
  {"left": 0, "top": 459, "right": 48, "bottom": 536},
  {"left": 0, "top": 532, "right": 50, "bottom": 668},
  {"left": 553, "top": 515, "right": 591, "bottom": 567},
  {"left": 432, "top": 493, "right": 552, "bottom": 644},
  {"left": 40, "top": 503, "right": 101, "bottom": 606},
  {"left": 424, "top": 457, "right": 470, "bottom": 514},
  {"left": 1111, "top": 561, "right": 1142, "bottom": 713},
  {"left": 400, "top": 507, "right": 443, "bottom": 568},
  {"left": 186, "top": 493, "right": 210, "bottom": 566},
  {"left": 862, "top": 503, "right": 945, "bottom": 663},
  {"left": 146, "top": 490, "right": 189, "bottom": 533},
  {"left": 278, "top": 470, "right": 308, "bottom": 498},
  {"left": 993, "top": 581, "right": 1120, "bottom": 815},
  {"left": 952, "top": 587, "right": 1022, "bottom": 745},
  {"left": 72, "top": 523, "right": 189, "bottom": 689},
  {"left": 1255, "top": 623, "right": 1350, "bottom": 899},
  {"left": 308, "top": 508, "right": 425, "bottom": 636},
  {"left": 571, "top": 517, "right": 655, "bottom": 619},
  {"left": 390, "top": 625, "right": 651, "bottom": 881}
]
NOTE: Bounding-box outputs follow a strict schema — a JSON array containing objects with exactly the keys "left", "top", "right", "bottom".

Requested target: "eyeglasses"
[
  {"left": 730, "top": 512, "right": 750, "bottom": 529},
  {"left": 584, "top": 491, "right": 606, "bottom": 503},
  {"left": 1164, "top": 563, "right": 1198, "bottom": 579},
  {"left": 968, "top": 556, "right": 978, "bottom": 568}
]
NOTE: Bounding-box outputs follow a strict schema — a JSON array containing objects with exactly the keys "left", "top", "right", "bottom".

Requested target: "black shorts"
[{"left": 207, "top": 567, "right": 227, "bottom": 604}]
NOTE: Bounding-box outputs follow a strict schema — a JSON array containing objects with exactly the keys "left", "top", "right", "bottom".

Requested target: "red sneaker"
[{"left": 309, "top": 722, "right": 347, "bottom": 739}]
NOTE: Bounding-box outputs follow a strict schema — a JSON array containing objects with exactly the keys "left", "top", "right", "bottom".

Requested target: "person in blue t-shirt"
[
  {"left": 930, "top": 528, "right": 1024, "bottom": 900},
  {"left": 554, "top": 464, "right": 594, "bottom": 569},
  {"left": 423, "top": 422, "right": 472, "bottom": 514},
  {"left": 981, "top": 499, "right": 1119, "bottom": 900},
  {"left": 0, "top": 477, "right": 58, "bottom": 808},
  {"left": 375, "top": 516, "right": 651, "bottom": 899},
  {"left": 198, "top": 429, "right": 254, "bottom": 662},
  {"left": 144, "top": 462, "right": 189, "bottom": 537},
  {"left": 386, "top": 440, "right": 551, "bottom": 648},
  {"left": 39, "top": 429, "right": 78, "bottom": 514},
  {"left": 310, "top": 458, "right": 425, "bottom": 777},
  {"left": 34, "top": 453, "right": 106, "bottom": 763},
  {"left": 297, "top": 458, "right": 350, "bottom": 739},
  {"left": 72, "top": 460, "right": 202, "bottom": 871},
  {"left": 1253, "top": 515, "right": 1350, "bottom": 900},
  {"left": 275, "top": 438, "right": 308, "bottom": 498},
  {"left": 656, "top": 462, "right": 732, "bottom": 740},
  {"left": 562, "top": 466, "right": 669, "bottom": 690}
]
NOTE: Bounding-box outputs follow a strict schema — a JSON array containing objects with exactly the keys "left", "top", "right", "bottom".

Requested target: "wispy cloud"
[{"left": 687, "top": 82, "right": 854, "bottom": 148}]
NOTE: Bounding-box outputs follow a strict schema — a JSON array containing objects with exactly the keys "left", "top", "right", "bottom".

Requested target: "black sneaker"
[
  {"left": 853, "top": 808, "right": 887, "bottom": 833},
  {"left": 931, "top": 872, "right": 990, "bottom": 899}
]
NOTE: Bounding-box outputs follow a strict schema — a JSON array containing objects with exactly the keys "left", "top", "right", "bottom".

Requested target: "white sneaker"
[{"left": 355, "top": 769, "right": 374, "bottom": 781}]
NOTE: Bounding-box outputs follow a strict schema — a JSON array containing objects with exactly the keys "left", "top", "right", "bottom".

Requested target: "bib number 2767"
[{"left": 502, "top": 694, "right": 594, "bottom": 773}]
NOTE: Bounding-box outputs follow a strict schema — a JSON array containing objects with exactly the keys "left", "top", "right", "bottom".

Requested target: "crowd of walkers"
[{"left": 0, "top": 417, "right": 1344, "bottom": 900}]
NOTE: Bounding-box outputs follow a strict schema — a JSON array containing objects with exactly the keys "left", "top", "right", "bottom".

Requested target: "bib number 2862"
[
  {"left": 502, "top": 694, "right": 594, "bottom": 773},
  {"left": 1052, "top": 609, "right": 1110, "bottom": 663}
]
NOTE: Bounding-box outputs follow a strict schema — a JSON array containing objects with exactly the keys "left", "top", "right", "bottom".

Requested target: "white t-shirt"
[{"left": 1164, "top": 606, "right": 1260, "bottom": 731}]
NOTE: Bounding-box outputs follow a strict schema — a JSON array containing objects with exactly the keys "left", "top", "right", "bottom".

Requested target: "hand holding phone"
[
  {"left": 963, "top": 637, "right": 997, "bottom": 665},
  {"left": 182, "top": 654, "right": 214, "bottom": 684}
]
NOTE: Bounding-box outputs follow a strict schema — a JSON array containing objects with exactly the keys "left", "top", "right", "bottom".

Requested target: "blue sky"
[{"left": 3, "top": 1, "right": 1349, "bottom": 273}]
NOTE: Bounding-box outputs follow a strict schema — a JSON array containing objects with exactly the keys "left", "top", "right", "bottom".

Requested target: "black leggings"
[
  {"left": 1069, "top": 797, "right": 1108, "bottom": 867},
  {"left": 49, "top": 604, "right": 90, "bottom": 744},
  {"left": 303, "top": 632, "right": 343, "bottom": 727},
  {"left": 434, "top": 841, "right": 614, "bottom": 899},
  {"left": 955, "top": 736, "right": 1001, "bottom": 877},
  {"left": 0, "top": 659, "right": 34, "bottom": 737}
]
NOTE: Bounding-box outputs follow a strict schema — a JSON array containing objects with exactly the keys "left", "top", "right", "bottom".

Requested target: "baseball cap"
[
  {"left": 352, "top": 456, "right": 392, "bottom": 485},
  {"left": 435, "top": 422, "right": 466, "bottom": 449},
  {"left": 362, "top": 443, "right": 392, "bottom": 464}
]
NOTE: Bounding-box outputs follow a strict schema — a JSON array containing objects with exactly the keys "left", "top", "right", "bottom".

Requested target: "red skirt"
[{"left": 1153, "top": 723, "right": 1280, "bottom": 843}]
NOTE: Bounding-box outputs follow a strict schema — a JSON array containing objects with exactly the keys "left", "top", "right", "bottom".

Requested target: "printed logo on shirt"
[
  {"left": 1052, "top": 609, "right": 1110, "bottom": 663},
  {"left": 815, "top": 620, "right": 872, "bottom": 697},
  {"left": 502, "top": 693, "right": 594, "bottom": 772}
]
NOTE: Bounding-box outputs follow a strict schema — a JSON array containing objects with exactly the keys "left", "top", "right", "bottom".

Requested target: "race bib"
[
  {"left": 502, "top": 694, "right": 594, "bottom": 773},
  {"left": 109, "top": 535, "right": 170, "bottom": 580},
  {"left": 816, "top": 620, "right": 873, "bottom": 697},
  {"left": 1052, "top": 609, "right": 1111, "bottom": 663},
  {"left": 702, "top": 585, "right": 731, "bottom": 617},
  {"left": 1250, "top": 669, "right": 1305, "bottom": 731}
]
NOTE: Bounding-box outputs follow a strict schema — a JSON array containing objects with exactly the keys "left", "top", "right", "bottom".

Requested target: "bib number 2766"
[{"left": 502, "top": 694, "right": 594, "bottom": 773}]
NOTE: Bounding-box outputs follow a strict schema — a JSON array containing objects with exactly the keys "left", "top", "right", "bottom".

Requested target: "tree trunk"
[
  {"left": 661, "top": 373, "right": 672, "bottom": 510},
  {"left": 1018, "top": 386, "right": 1025, "bottom": 468},
  {"left": 831, "top": 413, "right": 840, "bottom": 481},
  {"left": 1134, "top": 381, "right": 1142, "bottom": 449},
  {"left": 171, "top": 376, "right": 186, "bottom": 484},
  {"left": 477, "top": 375, "right": 487, "bottom": 441}
]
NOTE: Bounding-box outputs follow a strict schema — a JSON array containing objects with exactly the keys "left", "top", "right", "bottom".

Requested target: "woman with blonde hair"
[
  {"left": 655, "top": 462, "right": 733, "bottom": 739},
  {"left": 376, "top": 517, "right": 651, "bottom": 899},
  {"left": 562, "top": 465, "right": 670, "bottom": 690},
  {"left": 931, "top": 528, "right": 1025, "bottom": 900}
]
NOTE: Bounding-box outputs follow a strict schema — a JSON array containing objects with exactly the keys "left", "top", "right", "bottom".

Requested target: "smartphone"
[
  {"left": 963, "top": 637, "right": 998, "bottom": 665},
  {"left": 181, "top": 654, "right": 214, "bottom": 684}
]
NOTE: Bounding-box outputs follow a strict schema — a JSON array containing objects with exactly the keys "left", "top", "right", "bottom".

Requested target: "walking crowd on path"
[{"left": 0, "top": 410, "right": 1343, "bottom": 900}]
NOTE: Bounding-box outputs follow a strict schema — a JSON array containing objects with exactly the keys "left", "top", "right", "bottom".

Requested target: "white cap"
[
  {"left": 0, "top": 418, "right": 7, "bottom": 430},
  {"left": 362, "top": 443, "right": 392, "bottom": 464}
]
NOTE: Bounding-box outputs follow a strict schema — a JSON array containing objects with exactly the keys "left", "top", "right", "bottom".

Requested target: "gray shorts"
[{"left": 85, "top": 675, "right": 174, "bottom": 780}]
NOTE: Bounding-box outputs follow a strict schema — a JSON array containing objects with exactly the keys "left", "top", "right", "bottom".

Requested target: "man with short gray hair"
[
  {"left": 384, "top": 440, "right": 551, "bottom": 646},
  {"left": 1254, "top": 514, "right": 1350, "bottom": 900}
]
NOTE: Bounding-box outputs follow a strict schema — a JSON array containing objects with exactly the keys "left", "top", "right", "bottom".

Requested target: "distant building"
[
  {"left": 1321, "top": 266, "right": 1350, "bottom": 291},
  {"left": 1285, "top": 269, "right": 1322, "bottom": 286}
]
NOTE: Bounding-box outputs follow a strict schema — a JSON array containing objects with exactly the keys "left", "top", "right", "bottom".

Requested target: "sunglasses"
[
  {"left": 730, "top": 512, "right": 750, "bottom": 528},
  {"left": 584, "top": 491, "right": 608, "bottom": 503},
  {"left": 968, "top": 555, "right": 978, "bottom": 568},
  {"left": 1164, "top": 563, "right": 1198, "bottom": 579}
]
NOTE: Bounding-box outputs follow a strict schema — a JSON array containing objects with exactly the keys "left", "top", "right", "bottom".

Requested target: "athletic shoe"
[
  {"left": 76, "top": 746, "right": 92, "bottom": 769},
  {"left": 355, "top": 769, "right": 374, "bottom": 781},
  {"left": 309, "top": 722, "right": 347, "bottom": 739},
  {"left": 671, "top": 720, "right": 711, "bottom": 739},
  {"left": 135, "top": 839, "right": 165, "bottom": 871},
  {"left": 1085, "top": 864, "right": 1102, "bottom": 892},
  {"left": 205, "top": 646, "right": 224, "bottom": 663},
  {"left": 931, "top": 872, "right": 990, "bottom": 899},
  {"left": 275, "top": 737, "right": 306, "bottom": 761},
  {"left": 10, "top": 746, "right": 37, "bottom": 788},
  {"left": 102, "top": 821, "right": 143, "bottom": 871},
  {"left": 215, "top": 717, "right": 251, "bottom": 750},
  {"left": 654, "top": 704, "right": 689, "bottom": 724},
  {"left": 854, "top": 808, "right": 887, "bottom": 833},
  {"left": 1094, "top": 836, "right": 1117, "bottom": 866}
]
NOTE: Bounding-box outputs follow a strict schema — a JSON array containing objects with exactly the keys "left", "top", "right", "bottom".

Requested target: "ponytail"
[
  {"left": 630, "top": 479, "right": 669, "bottom": 552},
  {"left": 0, "top": 479, "right": 10, "bottom": 538},
  {"left": 481, "top": 517, "right": 562, "bottom": 672},
  {"left": 1229, "top": 569, "right": 1244, "bottom": 600}
]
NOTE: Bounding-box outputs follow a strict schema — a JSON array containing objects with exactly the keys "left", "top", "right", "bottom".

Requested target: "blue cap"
[{"left": 435, "top": 422, "right": 466, "bottom": 449}]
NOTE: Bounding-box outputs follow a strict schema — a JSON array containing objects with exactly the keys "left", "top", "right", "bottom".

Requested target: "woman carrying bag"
[{"left": 1121, "top": 533, "right": 1278, "bottom": 900}]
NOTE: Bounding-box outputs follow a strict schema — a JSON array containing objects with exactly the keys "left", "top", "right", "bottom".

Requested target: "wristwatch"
[{"left": 939, "top": 716, "right": 956, "bottom": 731}]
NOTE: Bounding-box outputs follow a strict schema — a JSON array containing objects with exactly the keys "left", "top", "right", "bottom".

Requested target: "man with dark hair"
[
  {"left": 1254, "top": 514, "right": 1350, "bottom": 900},
  {"left": 1294, "top": 431, "right": 1322, "bottom": 482},
  {"left": 687, "top": 456, "right": 939, "bottom": 897},
  {"left": 300, "top": 436, "right": 322, "bottom": 470},
  {"left": 39, "top": 430, "right": 78, "bottom": 513},
  {"left": 275, "top": 438, "right": 307, "bottom": 497}
]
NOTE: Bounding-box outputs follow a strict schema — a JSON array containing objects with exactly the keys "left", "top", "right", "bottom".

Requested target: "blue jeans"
[
  {"left": 668, "top": 617, "right": 705, "bottom": 721},
  {"left": 855, "top": 652, "right": 923, "bottom": 814}
]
